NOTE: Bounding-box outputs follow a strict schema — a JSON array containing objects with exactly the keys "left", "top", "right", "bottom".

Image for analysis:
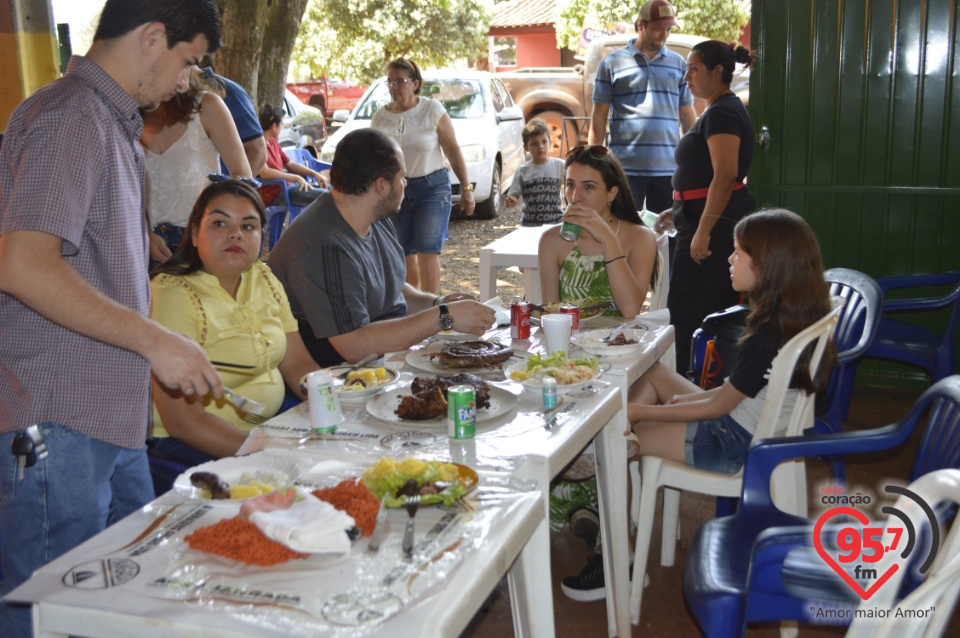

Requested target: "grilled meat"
[{"left": 395, "top": 375, "right": 492, "bottom": 420}]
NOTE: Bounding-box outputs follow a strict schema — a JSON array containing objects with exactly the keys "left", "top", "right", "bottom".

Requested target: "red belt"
[{"left": 673, "top": 181, "right": 745, "bottom": 202}]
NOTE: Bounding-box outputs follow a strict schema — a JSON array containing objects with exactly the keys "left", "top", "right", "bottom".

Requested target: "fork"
[
  {"left": 222, "top": 387, "right": 266, "bottom": 416},
  {"left": 401, "top": 494, "right": 421, "bottom": 557}
]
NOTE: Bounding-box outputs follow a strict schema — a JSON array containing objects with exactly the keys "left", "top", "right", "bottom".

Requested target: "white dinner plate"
[
  {"left": 365, "top": 384, "right": 518, "bottom": 427},
  {"left": 173, "top": 454, "right": 301, "bottom": 508},
  {"left": 504, "top": 361, "right": 605, "bottom": 392},
  {"left": 405, "top": 343, "right": 514, "bottom": 375},
  {"left": 432, "top": 330, "right": 477, "bottom": 342},
  {"left": 574, "top": 327, "right": 652, "bottom": 357},
  {"left": 329, "top": 366, "right": 400, "bottom": 400}
]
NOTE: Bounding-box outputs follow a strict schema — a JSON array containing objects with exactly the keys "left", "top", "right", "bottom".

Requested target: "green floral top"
[{"left": 559, "top": 245, "right": 620, "bottom": 316}]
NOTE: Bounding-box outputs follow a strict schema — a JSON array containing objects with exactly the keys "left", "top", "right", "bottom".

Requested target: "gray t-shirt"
[
  {"left": 267, "top": 193, "right": 407, "bottom": 364},
  {"left": 507, "top": 158, "right": 565, "bottom": 226}
]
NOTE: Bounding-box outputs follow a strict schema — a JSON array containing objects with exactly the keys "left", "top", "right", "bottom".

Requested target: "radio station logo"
[{"left": 814, "top": 484, "right": 940, "bottom": 601}]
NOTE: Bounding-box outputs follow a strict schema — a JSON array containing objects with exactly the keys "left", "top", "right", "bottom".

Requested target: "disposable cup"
[{"left": 541, "top": 313, "right": 573, "bottom": 355}]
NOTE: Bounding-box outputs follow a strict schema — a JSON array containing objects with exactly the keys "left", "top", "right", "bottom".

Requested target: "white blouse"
[{"left": 371, "top": 97, "right": 447, "bottom": 178}]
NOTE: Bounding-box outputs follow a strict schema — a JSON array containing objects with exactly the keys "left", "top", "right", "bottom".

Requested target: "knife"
[{"left": 367, "top": 499, "right": 388, "bottom": 552}]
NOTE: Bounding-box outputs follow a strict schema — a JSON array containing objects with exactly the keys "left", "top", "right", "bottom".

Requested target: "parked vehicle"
[
  {"left": 320, "top": 71, "right": 526, "bottom": 219},
  {"left": 287, "top": 78, "right": 367, "bottom": 120},
  {"left": 279, "top": 89, "right": 327, "bottom": 158},
  {"left": 496, "top": 33, "right": 750, "bottom": 155}
]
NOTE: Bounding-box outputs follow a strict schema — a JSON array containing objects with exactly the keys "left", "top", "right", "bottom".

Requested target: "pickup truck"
[
  {"left": 286, "top": 78, "right": 367, "bottom": 121},
  {"left": 496, "top": 33, "right": 749, "bottom": 154}
]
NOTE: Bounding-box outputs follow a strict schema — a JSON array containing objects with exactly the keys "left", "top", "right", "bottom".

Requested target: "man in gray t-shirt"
[{"left": 268, "top": 128, "right": 494, "bottom": 366}]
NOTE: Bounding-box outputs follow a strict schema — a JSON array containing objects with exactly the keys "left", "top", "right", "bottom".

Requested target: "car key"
[{"left": 11, "top": 425, "right": 47, "bottom": 480}]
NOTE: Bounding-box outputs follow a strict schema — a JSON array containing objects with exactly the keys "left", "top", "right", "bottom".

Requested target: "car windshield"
[{"left": 353, "top": 78, "right": 485, "bottom": 120}]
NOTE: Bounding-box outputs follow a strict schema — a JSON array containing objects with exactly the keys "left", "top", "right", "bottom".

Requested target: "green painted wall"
[{"left": 750, "top": 0, "right": 960, "bottom": 387}]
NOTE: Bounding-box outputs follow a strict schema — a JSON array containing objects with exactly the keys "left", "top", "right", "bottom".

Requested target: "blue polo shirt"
[{"left": 592, "top": 39, "right": 692, "bottom": 177}]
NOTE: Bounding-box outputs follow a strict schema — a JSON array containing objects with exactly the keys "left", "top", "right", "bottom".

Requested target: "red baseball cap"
[{"left": 639, "top": 0, "right": 679, "bottom": 29}]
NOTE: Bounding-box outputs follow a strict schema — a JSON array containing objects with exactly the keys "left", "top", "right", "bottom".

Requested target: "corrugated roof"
[{"left": 490, "top": 0, "right": 556, "bottom": 29}]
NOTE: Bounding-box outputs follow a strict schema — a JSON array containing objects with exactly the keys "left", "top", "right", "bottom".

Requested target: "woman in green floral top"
[{"left": 538, "top": 145, "right": 658, "bottom": 317}]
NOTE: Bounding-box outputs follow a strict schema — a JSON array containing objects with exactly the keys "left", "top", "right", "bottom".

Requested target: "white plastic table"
[{"left": 479, "top": 224, "right": 554, "bottom": 302}]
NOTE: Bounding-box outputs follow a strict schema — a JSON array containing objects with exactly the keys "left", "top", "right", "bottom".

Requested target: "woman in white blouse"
[{"left": 371, "top": 58, "right": 474, "bottom": 294}]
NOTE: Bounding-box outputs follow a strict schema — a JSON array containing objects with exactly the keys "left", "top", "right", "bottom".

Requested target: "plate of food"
[
  {"left": 505, "top": 351, "right": 602, "bottom": 391},
  {"left": 574, "top": 327, "right": 651, "bottom": 357},
  {"left": 405, "top": 340, "right": 514, "bottom": 375},
  {"left": 366, "top": 374, "right": 518, "bottom": 427},
  {"left": 533, "top": 299, "right": 610, "bottom": 324},
  {"left": 173, "top": 454, "right": 301, "bottom": 507},
  {"left": 329, "top": 365, "right": 400, "bottom": 399},
  {"left": 361, "top": 456, "right": 479, "bottom": 508}
]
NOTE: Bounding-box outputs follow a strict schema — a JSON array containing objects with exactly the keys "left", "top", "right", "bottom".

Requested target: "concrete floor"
[{"left": 460, "top": 384, "right": 960, "bottom": 637}]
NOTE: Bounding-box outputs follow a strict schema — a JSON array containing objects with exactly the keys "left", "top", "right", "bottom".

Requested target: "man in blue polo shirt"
[
  {"left": 201, "top": 58, "right": 267, "bottom": 175},
  {"left": 589, "top": 0, "right": 696, "bottom": 216}
]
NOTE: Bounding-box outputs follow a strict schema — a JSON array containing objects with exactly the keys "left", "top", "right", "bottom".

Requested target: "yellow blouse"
[{"left": 150, "top": 261, "right": 297, "bottom": 435}]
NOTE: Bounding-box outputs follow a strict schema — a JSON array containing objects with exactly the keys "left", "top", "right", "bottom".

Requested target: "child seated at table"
[
  {"left": 537, "top": 145, "right": 658, "bottom": 318},
  {"left": 560, "top": 209, "right": 834, "bottom": 602},
  {"left": 504, "top": 118, "right": 565, "bottom": 227},
  {"left": 148, "top": 179, "right": 320, "bottom": 493}
]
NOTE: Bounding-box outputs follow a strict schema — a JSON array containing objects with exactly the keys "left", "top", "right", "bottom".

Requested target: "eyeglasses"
[
  {"left": 565, "top": 145, "right": 610, "bottom": 160},
  {"left": 386, "top": 77, "right": 413, "bottom": 87}
]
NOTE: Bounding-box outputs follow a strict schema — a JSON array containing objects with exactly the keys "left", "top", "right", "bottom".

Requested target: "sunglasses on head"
[
  {"left": 565, "top": 145, "right": 610, "bottom": 160},
  {"left": 207, "top": 173, "right": 261, "bottom": 189}
]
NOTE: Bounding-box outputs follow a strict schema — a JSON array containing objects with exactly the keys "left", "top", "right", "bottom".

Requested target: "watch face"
[{"left": 439, "top": 314, "right": 455, "bottom": 331}]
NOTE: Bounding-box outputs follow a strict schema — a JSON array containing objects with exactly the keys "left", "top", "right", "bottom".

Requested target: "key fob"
[{"left": 12, "top": 425, "right": 47, "bottom": 468}]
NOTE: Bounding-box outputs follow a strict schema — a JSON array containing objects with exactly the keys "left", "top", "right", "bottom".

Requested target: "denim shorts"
[
  {"left": 684, "top": 415, "right": 753, "bottom": 473},
  {"left": 391, "top": 168, "right": 452, "bottom": 255}
]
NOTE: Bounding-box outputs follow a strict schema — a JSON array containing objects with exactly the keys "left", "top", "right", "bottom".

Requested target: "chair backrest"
[
  {"left": 285, "top": 147, "right": 314, "bottom": 165},
  {"left": 846, "top": 468, "right": 960, "bottom": 638},
  {"left": 260, "top": 178, "right": 300, "bottom": 252},
  {"left": 911, "top": 382, "right": 960, "bottom": 480},
  {"left": 648, "top": 232, "right": 670, "bottom": 311},
  {"left": 821, "top": 268, "right": 883, "bottom": 424},
  {"left": 754, "top": 303, "right": 842, "bottom": 442}
]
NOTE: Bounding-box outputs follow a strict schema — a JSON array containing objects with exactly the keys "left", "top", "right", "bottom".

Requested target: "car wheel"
[
  {"left": 473, "top": 162, "right": 501, "bottom": 220},
  {"left": 534, "top": 110, "right": 569, "bottom": 157}
]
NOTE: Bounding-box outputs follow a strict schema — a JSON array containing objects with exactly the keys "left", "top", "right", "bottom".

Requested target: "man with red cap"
[{"left": 589, "top": 0, "right": 696, "bottom": 221}]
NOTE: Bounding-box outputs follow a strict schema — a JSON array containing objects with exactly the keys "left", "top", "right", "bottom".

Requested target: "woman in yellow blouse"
[{"left": 149, "top": 179, "right": 319, "bottom": 472}]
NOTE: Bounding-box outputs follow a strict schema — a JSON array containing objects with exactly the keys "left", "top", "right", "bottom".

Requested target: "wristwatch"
[
  {"left": 462, "top": 183, "right": 474, "bottom": 192},
  {"left": 437, "top": 304, "right": 455, "bottom": 331}
]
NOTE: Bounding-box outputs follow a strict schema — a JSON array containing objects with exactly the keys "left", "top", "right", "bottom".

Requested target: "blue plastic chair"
[
  {"left": 260, "top": 178, "right": 303, "bottom": 251},
  {"left": 866, "top": 271, "right": 960, "bottom": 383},
  {"left": 684, "top": 375, "right": 960, "bottom": 637},
  {"left": 812, "top": 269, "right": 884, "bottom": 483}
]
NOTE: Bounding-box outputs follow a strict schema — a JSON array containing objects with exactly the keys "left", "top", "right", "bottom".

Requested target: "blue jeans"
[
  {"left": 150, "top": 223, "right": 186, "bottom": 272},
  {"left": 391, "top": 168, "right": 452, "bottom": 254},
  {"left": 0, "top": 424, "right": 153, "bottom": 638},
  {"left": 684, "top": 415, "right": 753, "bottom": 473},
  {"left": 626, "top": 174, "right": 673, "bottom": 214}
]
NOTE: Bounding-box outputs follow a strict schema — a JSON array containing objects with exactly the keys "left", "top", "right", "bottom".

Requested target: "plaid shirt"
[{"left": 0, "top": 56, "right": 152, "bottom": 448}]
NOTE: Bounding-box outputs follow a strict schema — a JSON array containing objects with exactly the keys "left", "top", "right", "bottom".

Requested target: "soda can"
[
  {"left": 558, "top": 221, "right": 581, "bottom": 242},
  {"left": 510, "top": 299, "right": 531, "bottom": 340},
  {"left": 559, "top": 303, "right": 580, "bottom": 333},
  {"left": 447, "top": 385, "right": 477, "bottom": 439},
  {"left": 306, "top": 370, "right": 344, "bottom": 434}
]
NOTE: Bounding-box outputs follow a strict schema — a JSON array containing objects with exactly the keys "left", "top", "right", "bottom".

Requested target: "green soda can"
[
  {"left": 559, "top": 202, "right": 580, "bottom": 241},
  {"left": 447, "top": 385, "right": 477, "bottom": 439}
]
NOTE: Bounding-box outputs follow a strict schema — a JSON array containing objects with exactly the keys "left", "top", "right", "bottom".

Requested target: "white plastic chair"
[
  {"left": 648, "top": 232, "right": 670, "bottom": 311},
  {"left": 628, "top": 303, "right": 841, "bottom": 625},
  {"left": 846, "top": 468, "right": 960, "bottom": 638}
]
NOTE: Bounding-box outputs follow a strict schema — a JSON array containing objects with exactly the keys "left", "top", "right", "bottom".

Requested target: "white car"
[
  {"left": 320, "top": 71, "right": 525, "bottom": 219},
  {"left": 279, "top": 89, "right": 327, "bottom": 157}
]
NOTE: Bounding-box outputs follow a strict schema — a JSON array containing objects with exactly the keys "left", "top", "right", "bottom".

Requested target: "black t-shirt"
[
  {"left": 672, "top": 94, "right": 754, "bottom": 192},
  {"left": 727, "top": 323, "right": 780, "bottom": 398}
]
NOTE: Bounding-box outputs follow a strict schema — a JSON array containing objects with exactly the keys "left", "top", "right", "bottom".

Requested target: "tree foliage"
[
  {"left": 555, "top": 0, "right": 749, "bottom": 51},
  {"left": 292, "top": 0, "right": 490, "bottom": 84}
]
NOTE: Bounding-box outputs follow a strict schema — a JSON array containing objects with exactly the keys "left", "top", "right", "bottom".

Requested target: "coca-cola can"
[
  {"left": 559, "top": 303, "right": 580, "bottom": 332},
  {"left": 510, "top": 300, "right": 531, "bottom": 340}
]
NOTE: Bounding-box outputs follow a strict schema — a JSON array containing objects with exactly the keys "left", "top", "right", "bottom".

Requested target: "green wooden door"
[{"left": 750, "top": 0, "right": 960, "bottom": 386}]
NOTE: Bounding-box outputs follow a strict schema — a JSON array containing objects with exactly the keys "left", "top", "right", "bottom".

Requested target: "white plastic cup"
[
  {"left": 306, "top": 370, "right": 344, "bottom": 434},
  {"left": 541, "top": 313, "right": 573, "bottom": 355}
]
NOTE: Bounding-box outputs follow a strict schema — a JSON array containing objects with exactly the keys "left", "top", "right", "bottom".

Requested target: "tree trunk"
[
  {"left": 214, "top": 0, "right": 270, "bottom": 103},
  {"left": 258, "top": 0, "right": 311, "bottom": 109}
]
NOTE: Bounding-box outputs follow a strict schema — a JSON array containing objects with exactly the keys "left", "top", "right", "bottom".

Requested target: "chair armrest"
[
  {"left": 874, "top": 271, "right": 960, "bottom": 294},
  {"left": 740, "top": 423, "right": 909, "bottom": 510}
]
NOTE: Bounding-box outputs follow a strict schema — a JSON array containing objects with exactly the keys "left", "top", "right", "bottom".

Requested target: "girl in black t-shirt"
[{"left": 626, "top": 209, "right": 833, "bottom": 472}]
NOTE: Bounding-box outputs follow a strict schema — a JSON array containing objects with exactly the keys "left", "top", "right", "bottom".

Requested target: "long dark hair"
[
  {"left": 151, "top": 179, "right": 266, "bottom": 278},
  {"left": 154, "top": 68, "right": 224, "bottom": 126},
  {"left": 564, "top": 145, "right": 658, "bottom": 290},
  {"left": 736, "top": 209, "right": 833, "bottom": 393}
]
